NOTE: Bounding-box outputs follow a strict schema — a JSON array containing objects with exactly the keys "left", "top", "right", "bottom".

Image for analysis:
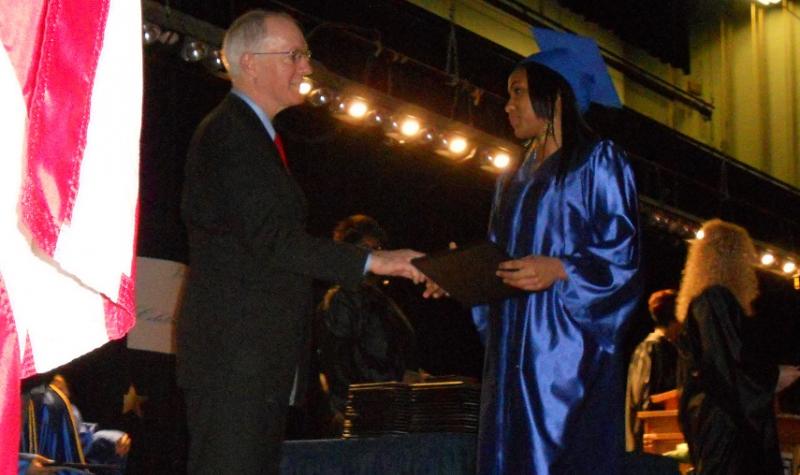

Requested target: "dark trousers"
[{"left": 183, "top": 382, "right": 288, "bottom": 475}]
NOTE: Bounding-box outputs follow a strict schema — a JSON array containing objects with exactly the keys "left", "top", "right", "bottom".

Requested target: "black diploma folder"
[{"left": 411, "top": 241, "right": 522, "bottom": 307}]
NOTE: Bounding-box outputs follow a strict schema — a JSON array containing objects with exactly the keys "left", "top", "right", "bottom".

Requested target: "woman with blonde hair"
[{"left": 676, "top": 218, "right": 782, "bottom": 474}]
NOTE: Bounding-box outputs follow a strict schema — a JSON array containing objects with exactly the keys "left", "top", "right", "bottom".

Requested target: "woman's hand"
[
  {"left": 422, "top": 278, "right": 448, "bottom": 299},
  {"left": 421, "top": 241, "right": 457, "bottom": 299},
  {"left": 115, "top": 432, "right": 132, "bottom": 456},
  {"left": 496, "top": 255, "right": 566, "bottom": 291}
]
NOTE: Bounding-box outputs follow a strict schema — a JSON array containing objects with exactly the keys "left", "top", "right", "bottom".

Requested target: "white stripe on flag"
[
  {"left": 53, "top": 0, "right": 141, "bottom": 299},
  {"left": 0, "top": 0, "right": 140, "bottom": 375}
]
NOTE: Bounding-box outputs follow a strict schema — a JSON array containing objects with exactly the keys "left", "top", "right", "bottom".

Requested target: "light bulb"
[
  {"left": 181, "top": 40, "right": 207, "bottom": 62},
  {"left": 205, "top": 49, "right": 225, "bottom": 72},
  {"left": 298, "top": 79, "right": 313, "bottom": 95},
  {"left": 399, "top": 117, "right": 421, "bottom": 137},
  {"left": 492, "top": 152, "right": 511, "bottom": 169},
  {"left": 347, "top": 99, "right": 369, "bottom": 119},
  {"left": 142, "top": 23, "right": 161, "bottom": 46},
  {"left": 308, "top": 88, "right": 333, "bottom": 107},
  {"left": 448, "top": 136, "right": 468, "bottom": 155}
]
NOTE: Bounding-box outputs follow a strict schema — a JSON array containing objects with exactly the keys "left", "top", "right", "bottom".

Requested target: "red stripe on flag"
[
  {"left": 103, "top": 272, "right": 136, "bottom": 340},
  {"left": 0, "top": 275, "right": 21, "bottom": 475},
  {"left": 20, "top": 333, "right": 36, "bottom": 380},
  {"left": 20, "top": 0, "right": 110, "bottom": 255},
  {"left": 0, "top": 1, "right": 47, "bottom": 106},
  {"left": 102, "top": 194, "right": 139, "bottom": 340}
]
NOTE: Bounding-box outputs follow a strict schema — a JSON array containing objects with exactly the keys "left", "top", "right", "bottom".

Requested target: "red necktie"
[{"left": 273, "top": 133, "right": 289, "bottom": 171}]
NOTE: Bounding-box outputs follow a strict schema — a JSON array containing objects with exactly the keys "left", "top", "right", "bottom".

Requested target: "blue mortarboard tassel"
[{"left": 521, "top": 27, "right": 621, "bottom": 113}]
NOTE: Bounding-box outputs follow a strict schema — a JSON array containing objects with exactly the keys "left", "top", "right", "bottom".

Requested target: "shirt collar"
[{"left": 231, "top": 89, "right": 277, "bottom": 140}]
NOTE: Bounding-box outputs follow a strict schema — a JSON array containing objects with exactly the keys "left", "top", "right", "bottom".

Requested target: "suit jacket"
[{"left": 177, "top": 93, "right": 368, "bottom": 399}]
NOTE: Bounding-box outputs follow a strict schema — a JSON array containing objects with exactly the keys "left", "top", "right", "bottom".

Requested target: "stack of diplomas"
[{"left": 343, "top": 377, "right": 480, "bottom": 438}]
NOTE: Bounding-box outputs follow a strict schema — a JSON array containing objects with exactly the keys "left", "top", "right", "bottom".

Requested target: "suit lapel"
[{"left": 223, "top": 94, "right": 308, "bottom": 220}]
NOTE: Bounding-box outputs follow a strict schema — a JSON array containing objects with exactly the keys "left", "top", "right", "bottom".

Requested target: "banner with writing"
[{"left": 129, "top": 257, "right": 187, "bottom": 354}]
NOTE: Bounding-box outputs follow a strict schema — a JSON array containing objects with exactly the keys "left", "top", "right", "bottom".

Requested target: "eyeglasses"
[{"left": 250, "top": 49, "right": 312, "bottom": 64}]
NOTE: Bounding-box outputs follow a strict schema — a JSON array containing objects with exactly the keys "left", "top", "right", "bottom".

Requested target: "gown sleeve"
[{"left": 556, "top": 141, "right": 641, "bottom": 347}]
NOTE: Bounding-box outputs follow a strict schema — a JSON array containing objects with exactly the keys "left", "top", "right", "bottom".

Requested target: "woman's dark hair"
[
  {"left": 333, "top": 214, "right": 388, "bottom": 248},
  {"left": 521, "top": 61, "right": 597, "bottom": 182}
]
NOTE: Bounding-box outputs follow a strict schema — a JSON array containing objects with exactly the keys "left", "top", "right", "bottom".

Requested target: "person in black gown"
[
  {"left": 314, "top": 215, "right": 423, "bottom": 434},
  {"left": 625, "top": 289, "right": 680, "bottom": 452},
  {"left": 676, "top": 219, "right": 785, "bottom": 474}
]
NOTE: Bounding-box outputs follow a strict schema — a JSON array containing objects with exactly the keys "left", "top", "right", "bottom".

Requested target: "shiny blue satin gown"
[{"left": 473, "top": 139, "right": 641, "bottom": 474}]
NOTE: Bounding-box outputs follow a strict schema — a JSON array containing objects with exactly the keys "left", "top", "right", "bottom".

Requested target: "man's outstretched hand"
[
  {"left": 368, "top": 250, "right": 446, "bottom": 298},
  {"left": 368, "top": 249, "right": 426, "bottom": 283}
]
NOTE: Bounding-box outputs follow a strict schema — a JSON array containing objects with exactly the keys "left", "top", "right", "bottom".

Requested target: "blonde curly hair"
[{"left": 676, "top": 219, "right": 759, "bottom": 322}]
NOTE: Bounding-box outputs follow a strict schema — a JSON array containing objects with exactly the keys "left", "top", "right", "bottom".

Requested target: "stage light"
[
  {"left": 366, "top": 108, "right": 390, "bottom": 127},
  {"left": 143, "top": 22, "right": 161, "bottom": 46},
  {"left": 181, "top": 39, "right": 207, "bottom": 62},
  {"left": 346, "top": 99, "right": 369, "bottom": 119},
  {"left": 399, "top": 117, "right": 421, "bottom": 138},
  {"left": 308, "top": 88, "right": 334, "bottom": 107},
  {"left": 492, "top": 151, "right": 511, "bottom": 169},
  {"left": 204, "top": 49, "right": 225, "bottom": 73},
  {"left": 448, "top": 136, "right": 468, "bottom": 155},
  {"left": 332, "top": 97, "right": 371, "bottom": 123},
  {"left": 783, "top": 261, "right": 796, "bottom": 274},
  {"left": 668, "top": 220, "right": 684, "bottom": 235},
  {"left": 433, "top": 133, "right": 474, "bottom": 160},
  {"left": 384, "top": 115, "right": 424, "bottom": 142},
  {"left": 420, "top": 129, "right": 437, "bottom": 144},
  {"left": 299, "top": 78, "right": 313, "bottom": 95},
  {"left": 755, "top": 0, "right": 781, "bottom": 5},
  {"left": 694, "top": 229, "right": 705, "bottom": 240},
  {"left": 478, "top": 148, "right": 514, "bottom": 174},
  {"left": 331, "top": 96, "right": 371, "bottom": 124},
  {"left": 760, "top": 252, "right": 775, "bottom": 266},
  {"left": 160, "top": 30, "right": 180, "bottom": 46}
]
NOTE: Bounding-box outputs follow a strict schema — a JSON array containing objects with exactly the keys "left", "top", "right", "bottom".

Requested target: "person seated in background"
[
  {"left": 49, "top": 374, "right": 130, "bottom": 473},
  {"left": 625, "top": 288, "right": 680, "bottom": 452},
  {"left": 675, "top": 219, "right": 800, "bottom": 474},
  {"left": 314, "top": 215, "right": 427, "bottom": 435},
  {"left": 20, "top": 372, "right": 88, "bottom": 474},
  {"left": 18, "top": 453, "right": 58, "bottom": 475},
  {"left": 20, "top": 373, "right": 130, "bottom": 475}
]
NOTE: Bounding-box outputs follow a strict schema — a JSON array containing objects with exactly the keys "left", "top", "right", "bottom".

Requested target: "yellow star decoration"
[{"left": 122, "top": 384, "right": 147, "bottom": 418}]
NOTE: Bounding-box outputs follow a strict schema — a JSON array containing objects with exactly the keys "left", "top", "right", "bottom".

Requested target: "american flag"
[{"left": 0, "top": 0, "right": 141, "bottom": 471}]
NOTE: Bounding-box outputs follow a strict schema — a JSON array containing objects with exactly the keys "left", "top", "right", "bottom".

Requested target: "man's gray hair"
[{"left": 222, "top": 10, "right": 298, "bottom": 78}]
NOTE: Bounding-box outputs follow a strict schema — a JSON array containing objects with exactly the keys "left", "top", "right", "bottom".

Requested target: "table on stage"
[
  {"left": 280, "top": 433, "right": 476, "bottom": 475},
  {"left": 279, "top": 433, "right": 681, "bottom": 475}
]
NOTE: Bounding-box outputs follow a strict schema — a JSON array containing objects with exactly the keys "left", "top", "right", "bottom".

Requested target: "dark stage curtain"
[{"left": 557, "top": 0, "right": 691, "bottom": 73}]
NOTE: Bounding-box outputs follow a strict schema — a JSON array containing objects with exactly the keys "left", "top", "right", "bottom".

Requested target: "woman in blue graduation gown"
[{"left": 472, "top": 28, "right": 641, "bottom": 474}]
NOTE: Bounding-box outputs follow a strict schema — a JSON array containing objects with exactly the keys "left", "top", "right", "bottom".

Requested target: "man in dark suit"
[{"left": 177, "top": 10, "right": 428, "bottom": 474}]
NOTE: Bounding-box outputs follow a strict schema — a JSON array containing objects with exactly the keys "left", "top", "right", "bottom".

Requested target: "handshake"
[
  {"left": 365, "top": 242, "right": 567, "bottom": 305},
  {"left": 365, "top": 249, "right": 446, "bottom": 299}
]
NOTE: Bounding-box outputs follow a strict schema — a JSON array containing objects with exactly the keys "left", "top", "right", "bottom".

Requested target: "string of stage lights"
[
  {"left": 141, "top": 10, "right": 519, "bottom": 174},
  {"left": 140, "top": 2, "right": 800, "bottom": 286}
]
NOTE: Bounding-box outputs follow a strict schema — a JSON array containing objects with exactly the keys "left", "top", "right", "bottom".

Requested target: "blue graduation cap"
[{"left": 521, "top": 27, "right": 621, "bottom": 112}]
